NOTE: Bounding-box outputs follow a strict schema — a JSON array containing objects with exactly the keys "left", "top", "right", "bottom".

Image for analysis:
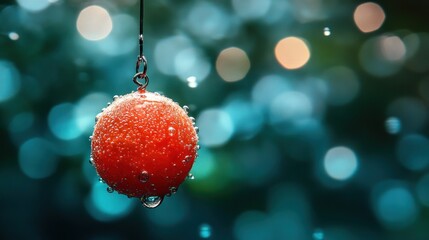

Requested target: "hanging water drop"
[
  {"left": 188, "top": 173, "right": 195, "bottom": 180},
  {"left": 89, "top": 135, "right": 93, "bottom": 142},
  {"left": 139, "top": 170, "right": 150, "bottom": 183},
  {"left": 196, "top": 145, "right": 200, "bottom": 150},
  {"left": 168, "top": 126, "right": 176, "bottom": 136},
  {"left": 141, "top": 195, "right": 163, "bottom": 208},
  {"left": 113, "top": 95, "right": 119, "bottom": 101},
  {"left": 89, "top": 156, "right": 94, "bottom": 166},
  {"left": 107, "top": 102, "right": 111, "bottom": 106},
  {"left": 190, "top": 117, "right": 195, "bottom": 122},
  {"left": 107, "top": 186, "right": 114, "bottom": 193},
  {"left": 194, "top": 126, "right": 199, "bottom": 133}
]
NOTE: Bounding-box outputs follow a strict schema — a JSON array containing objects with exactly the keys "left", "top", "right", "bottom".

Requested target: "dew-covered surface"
[
  {"left": 91, "top": 90, "right": 198, "bottom": 199},
  {"left": 2, "top": 1, "right": 429, "bottom": 239}
]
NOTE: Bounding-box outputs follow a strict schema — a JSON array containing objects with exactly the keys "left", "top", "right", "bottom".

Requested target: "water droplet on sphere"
[
  {"left": 89, "top": 156, "right": 94, "bottom": 166},
  {"left": 196, "top": 145, "right": 201, "bottom": 150},
  {"left": 188, "top": 173, "right": 195, "bottom": 180},
  {"left": 190, "top": 117, "right": 195, "bottom": 122},
  {"left": 183, "top": 155, "right": 192, "bottom": 163},
  {"left": 183, "top": 105, "right": 189, "bottom": 113},
  {"left": 169, "top": 186, "right": 178, "bottom": 195},
  {"left": 194, "top": 127, "right": 199, "bottom": 133},
  {"left": 141, "top": 196, "right": 163, "bottom": 208},
  {"left": 139, "top": 171, "right": 149, "bottom": 183},
  {"left": 89, "top": 135, "right": 93, "bottom": 142},
  {"left": 168, "top": 126, "right": 176, "bottom": 136},
  {"left": 113, "top": 95, "right": 119, "bottom": 101},
  {"left": 107, "top": 187, "right": 114, "bottom": 193},
  {"left": 107, "top": 102, "right": 111, "bottom": 106}
]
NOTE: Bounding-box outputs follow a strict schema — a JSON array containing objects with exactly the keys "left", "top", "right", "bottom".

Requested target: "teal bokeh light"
[
  {"left": 0, "top": 60, "right": 21, "bottom": 103},
  {"left": 86, "top": 181, "right": 135, "bottom": 222},
  {"left": 48, "top": 103, "right": 82, "bottom": 140},
  {"left": 199, "top": 223, "right": 212, "bottom": 238},
  {"left": 18, "top": 138, "right": 58, "bottom": 179},
  {"left": 373, "top": 182, "right": 418, "bottom": 229}
]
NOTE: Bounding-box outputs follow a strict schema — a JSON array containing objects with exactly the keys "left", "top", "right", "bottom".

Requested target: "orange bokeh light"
[{"left": 275, "top": 37, "right": 310, "bottom": 70}]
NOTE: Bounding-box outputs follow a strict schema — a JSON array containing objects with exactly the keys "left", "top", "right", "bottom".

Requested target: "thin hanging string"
[
  {"left": 139, "top": 0, "right": 144, "bottom": 57},
  {"left": 133, "top": 0, "right": 149, "bottom": 89}
]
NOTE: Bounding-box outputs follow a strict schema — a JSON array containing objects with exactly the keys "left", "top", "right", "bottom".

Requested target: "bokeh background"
[{"left": 1, "top": 0, "right": 429, "bottom": 239}]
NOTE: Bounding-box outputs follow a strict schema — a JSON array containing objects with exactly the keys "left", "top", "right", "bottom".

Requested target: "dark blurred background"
[{"left": 1, "top": 0, "right": 429, "bottom": 239}]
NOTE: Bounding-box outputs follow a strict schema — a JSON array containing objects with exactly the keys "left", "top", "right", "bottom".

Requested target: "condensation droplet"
[
  {"left": 169, "top": 186, "right": 177, "bottom": 195},
  {"left": 183, "top": 155, "right": 192, "bottom": 164},
  {"left": 141, "top": 196, "right": 163, "bottom": 208},
  {"left": 139, "top": 170, "right": 149, "bottom": 183},
  {"left": 183, "top": 105, "right": 189, "bottom": 113},
  {"left": 196, "top": 145, "right": 201, "bottom": 151},
  {"left": 168, "top": 126, "right": 176, "bottom": 136},
  {"left": 113, "top": 95, "right": 119, "bottom": 101},
  {"left": 107, "top": 186, "right": 114, "bottom": 193},
  {"left": 107, "top": 102, "right": 111, "bottom": 106},
  {"left": 190, "top": 117, "right": 195, "bottom": 122},
  {"left": 89, "top": 135, "right": 93, "bottom": 142},
  {"left": 194, "top": 126, "right": 199, "bottom": 133},
  {"left": 95, "top": 113, "right": 101, "bottom": 123},
  {"left": 99, "top": 177, "right": 104, "bottom": 183},
  {"left": 89, "top": 156, "right": 94, "bottom": 166},
  {"left": 188, "top": 173, "right": 195, "bottom": 180}
]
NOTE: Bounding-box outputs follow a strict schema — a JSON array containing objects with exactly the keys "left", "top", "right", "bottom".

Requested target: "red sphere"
[{"left": 91, "top": 89, "right": 198, "bottom": 203}]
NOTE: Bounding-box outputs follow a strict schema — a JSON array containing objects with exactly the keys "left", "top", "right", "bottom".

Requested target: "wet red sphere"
[{"left": 91, "top": 89, "right": 198, "bottom": 199}]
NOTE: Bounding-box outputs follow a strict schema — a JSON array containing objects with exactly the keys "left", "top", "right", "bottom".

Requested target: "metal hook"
[
  {"left": 133, "top": 73, "right": 149, "bottom": 89},
  {"left": 136, "top": 55, "right": 148, "bottom": 76}
]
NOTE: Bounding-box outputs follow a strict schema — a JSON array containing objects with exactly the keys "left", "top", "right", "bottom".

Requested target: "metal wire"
[{"left": 134, "top": 0, "right": 149, "bottom": 89}]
